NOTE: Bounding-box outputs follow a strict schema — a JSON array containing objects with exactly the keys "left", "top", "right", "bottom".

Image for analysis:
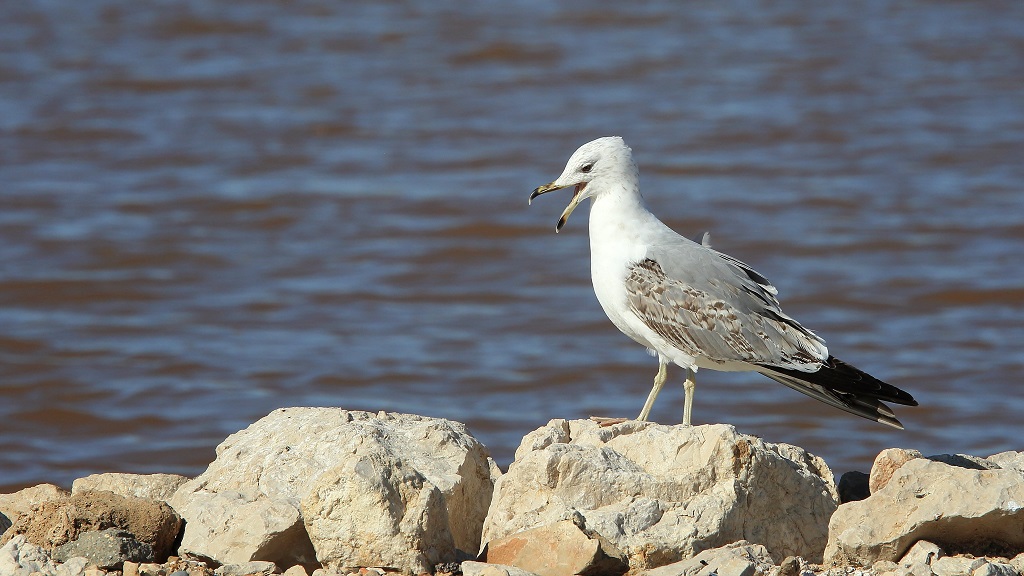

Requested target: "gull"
[{"left": 529, "top": 136, "right": 917, "bottom": 428}]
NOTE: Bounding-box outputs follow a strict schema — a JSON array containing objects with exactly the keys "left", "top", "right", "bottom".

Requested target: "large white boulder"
[
  {"left": 170, "top": 408, "right": 499, "bottom": 573},
  {"left": 481, "top": 420, "right": 837, "bottom": 571},
  {"left": 825, "top": 454, "right": 1024, "bottom": 565}
]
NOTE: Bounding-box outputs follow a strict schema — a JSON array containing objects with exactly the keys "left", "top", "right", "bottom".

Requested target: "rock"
[
  {"left": 932, "top": 556, "right": 986, "bottom": 576},
  {"left": 172, "top": 489, "right": 315, "bottom": 568},
  {"left": 461, "top": 561, "right": 542, "bottom": 576},
  {"left": 987, "top": 452, "right": 1024, "bottom": 475},
  {"left": 73, "top": 474, "right": 189, "bottom": 502},
  {"left": 899, "top": 540, "right": 943, "bottom": 568},
  {"left": 482, "top": 519, "right": 627, "bottom": 576},
  {"left": 1010, "top": 552, "right": 1024, "bottom": 575},
  {"left": 171, "top": 408, "right": 499, "bottom": 574},
  {"left": 138, "top": 562, "right": 165, "bottom": 576},
  {"left": 974, "top": 562, "right": 1018, "bottom": 576},
  {"left": 837, "top": 471, "right": 870, "bottom": 503},
  {"left": 0, "top": 534, "right": 61, "bottom": 575},
  {"left": 826, "top": 457, "right": 1024, "bottom": 565},
  {"left": 55, "top": 555, "right": 91, "bottom": 576},
  {"left": 0, "top": 511, "right": 10, "bottom": 536},
  {"left": 0, "top": 483, "right": 70, "bottom": 524},
  {"left": 637, "top": 541, "right": 775, "bottom": 576},
  {"left": 778, "top": 556, "right": 801, "bottom": 576},
  {"left": 283, "top": 565, "right": 310, "bottom": 576},
  {"left": 482, "top": 420, "right": 836, "bottom": 571},
  {"left": 929, "top": 454, "right": 1000, "bottom": 471},
  {"left": 214, "top": 561, "right": 280, "bottom": 575},
  {"left": 871, "top": 559, "right": 899, "bottom": 573},
  {"left": 53, "top": 527, "right": 153, "bottom": 569},
  {"left": 868, "top": 449, "right": 922, "bottom": 494},
  {"left": 0, "top": 490, "right": 181, "bottom": 562}
]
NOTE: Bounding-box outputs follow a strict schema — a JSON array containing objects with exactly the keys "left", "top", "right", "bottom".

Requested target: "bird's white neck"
[{"left": 588, "top": 184, "right": 664, "bottom": 249}]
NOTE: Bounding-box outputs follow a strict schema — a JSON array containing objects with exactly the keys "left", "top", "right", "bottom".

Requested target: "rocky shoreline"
[{"left": 2, "top": 408, "right": 1022, "bottom": 576}]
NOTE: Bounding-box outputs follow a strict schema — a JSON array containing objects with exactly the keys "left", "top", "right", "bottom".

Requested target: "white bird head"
[{"left": 529, "top": 136, "right": 639, "bottom": 232}]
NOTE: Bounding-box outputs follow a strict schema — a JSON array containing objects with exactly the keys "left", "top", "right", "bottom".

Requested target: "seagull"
[{"left": 529, "top": 136, "right": 917, "bottom": 428}]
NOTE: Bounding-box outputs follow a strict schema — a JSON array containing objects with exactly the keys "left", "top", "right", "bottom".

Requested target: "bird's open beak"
[{"left": 529, "top": 182, "right": 587, "bottom": 233}]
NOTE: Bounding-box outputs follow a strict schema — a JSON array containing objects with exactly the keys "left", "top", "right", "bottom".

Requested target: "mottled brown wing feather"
[{"left": 624, "top": 258, "right": 826, "bottom": 370}]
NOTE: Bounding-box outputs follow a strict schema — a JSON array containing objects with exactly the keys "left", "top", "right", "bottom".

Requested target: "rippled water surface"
[{"left": 2, "top": 1, "right": 1023, "bottom": 491}]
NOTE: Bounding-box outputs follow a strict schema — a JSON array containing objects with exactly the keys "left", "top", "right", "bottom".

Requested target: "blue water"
[{"left": 1, "top": 1, "right": 1023, "bottom": 491}]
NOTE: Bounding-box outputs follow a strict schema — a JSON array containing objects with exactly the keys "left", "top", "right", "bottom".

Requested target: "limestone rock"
[
  {"left": 0, "top": 490, "right": 181, "bottom": 562},
  {"left": 0, "top": 534, "right": 59, "bottom": 575},
  {"left": 173, "top": 489, "right": 316, "bottom": 568},
  {"left": 900, "top": 540, "right": 943, "bottom": 565},
  {"left": 461, "top": 561, "right": 542, "bottom": 576},
  {"left": 482, "top": 420, "right": 837, "bottom": 571},
  {"left": 482, "top": 519, "right": 627, "bottom": 576},
  {"left": 638, "top": 541, "right": 775, "bottom": 576},
  {"left": 932, "top": 555, "right": 986, "bottom": 576},
  {"left": 868, "top": 449, "right": 922, "bottom": 494},
  {"left": 826, "top": 458, "right": 1024, "bottom": 565},
  {"left": 974, "top": 562, "right": 1018, "bottom": 576},
  {"left": 59, "top": 556, "right": 92, "bottom": 576},
  {"left": 72, "top": 473, "right": 189, "bottom": 502},
  {"left": 214, "top": 560, "right": 280, "bottom": 575},
  {"left": 171, "top": 408, "right": 499, "bottom": 573},
  {"left": 987, "top": 452, "right": 1024, "bottom": 475},
  {"left": 52, "top": 527, "right": 153, "bottom": 569},
  {"left": 0, "top": 483, "right": 70, "bottom": 525}
]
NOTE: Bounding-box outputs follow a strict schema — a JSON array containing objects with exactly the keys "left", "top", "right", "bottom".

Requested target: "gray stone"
[
  {"left": 899, "top": 541, "right": 943, "bottom": 568},
  {"left": 638, "top": 541, "right": 775, "bottom": 576},
  {"left": 55, "top": 556, "right": 91, "bottom": 576},
  {"left": 1009, "top": 552, "right": 1024, "bottom": 575},
  {"left": 0, "top": 511, "right": 10, "bottom": 536},
  {"left": 974, "top": 563, "right": 1018, "bottom": 576},
  {"left": 72, "top": 473, "right": 189, "bottom": 502},
  {"left": 461, "top": 561, "right": 542, "bottom": 576},
  {"left": 53, "top": 528, "right": 154, "bottom": 569},
  {"left": 987, "top": 452, "right": 1024, "bottom": 475},
  {"left": 484, "top": 420, "right": 836, "bottom": 571},
  {"left": 778, "top": 556, "right": 801, "bottom": 576},
  {"left": 0, "top": 534, "right": 60, "bottom": 576},
  {"left": 929, "top": 454, "right": 1000, "bottom": 471},
  {"left": 214, "top": 561, "right": 280, "bottom": 575},
  {"left": 826, "top": 457, "right": 1024, "bottom": 565},
  {"left": 872, "top": 560, "right": 899, "bottom": 573},
  {"left": 932, "top": 556, "right": 986, "bottom": 576}
]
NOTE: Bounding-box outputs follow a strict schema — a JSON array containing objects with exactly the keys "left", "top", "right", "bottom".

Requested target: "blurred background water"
[{"left": 1, "top": 1, "right": 1023, "bottom": 492}]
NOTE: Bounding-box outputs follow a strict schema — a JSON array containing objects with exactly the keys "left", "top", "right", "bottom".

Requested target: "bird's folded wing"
[{"left": 624, "top": 250, "right": 828, "bottom": 371}]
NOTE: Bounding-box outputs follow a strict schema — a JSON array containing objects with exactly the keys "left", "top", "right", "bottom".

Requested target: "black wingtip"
[{"left": 757, "top": 356, "right": 916, "bottom": 429}]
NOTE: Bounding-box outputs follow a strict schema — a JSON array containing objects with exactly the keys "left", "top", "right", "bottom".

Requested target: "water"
[{"left": 2, "top": 1, "right": 1023, "bottom": 492}]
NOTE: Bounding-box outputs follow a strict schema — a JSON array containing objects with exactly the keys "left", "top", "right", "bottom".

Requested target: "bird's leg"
[
  {"left": 637, "top": 358, "right": 668, "bottom": 421},
  {"left": 682, "top": 368, "right": 696, "bottom": 426}
]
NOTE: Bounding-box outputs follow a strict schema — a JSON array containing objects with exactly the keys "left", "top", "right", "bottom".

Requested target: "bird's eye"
[{"left": 581, "top": 163, "right": 594, "bottom": 173}]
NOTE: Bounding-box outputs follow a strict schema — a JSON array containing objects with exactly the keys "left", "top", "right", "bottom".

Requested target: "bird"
[{"left": 529, "top": 136, "right": 917, "bottom": 428}]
